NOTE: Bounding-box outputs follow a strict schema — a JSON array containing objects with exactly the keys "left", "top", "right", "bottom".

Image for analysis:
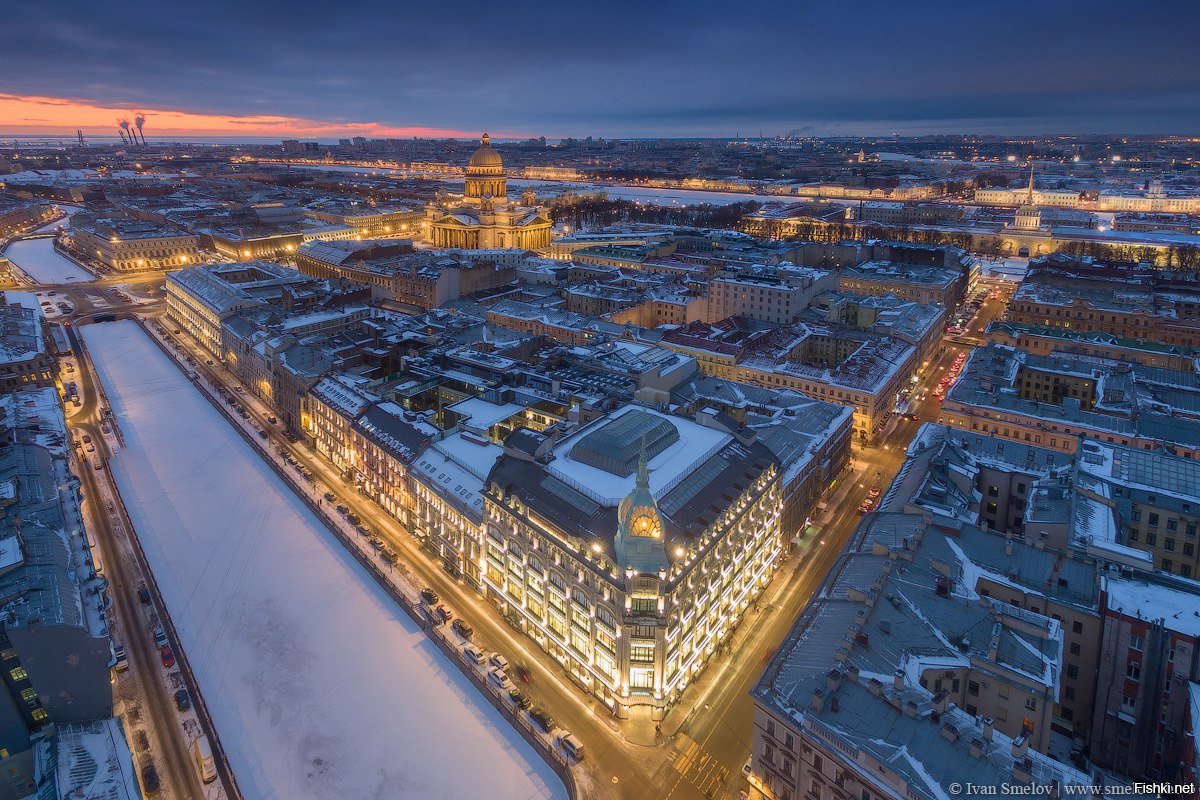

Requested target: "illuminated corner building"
[
  {"left": 64, "top": 212, "right": 200, "bottom": 271},
  {"left": 483, "top": 406, "right": 783, "bottom": 719},
  {"left": 425, "top": 134, "right": 553, "bottom": 251}
]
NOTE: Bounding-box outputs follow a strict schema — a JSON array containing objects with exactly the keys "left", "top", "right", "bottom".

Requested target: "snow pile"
[{"left": 84, "top": 321, "right": 565, "bottom": 800}]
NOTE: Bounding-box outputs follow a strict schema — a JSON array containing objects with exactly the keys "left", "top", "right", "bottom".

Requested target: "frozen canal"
[
  {"left": 84, "top": 320, "right": 565, "bottom": 800},
  {"left": 3, "top": 228, "right": 94, "bottom": 284}
]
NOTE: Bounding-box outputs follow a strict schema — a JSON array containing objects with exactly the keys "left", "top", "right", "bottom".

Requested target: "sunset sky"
[{"left": 2, "top": 0, "right": 1197, "bottom": 140}]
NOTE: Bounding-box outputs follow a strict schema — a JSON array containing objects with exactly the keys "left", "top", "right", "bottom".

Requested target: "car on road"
[
  {"left": 488, "top": 653, "right": 509, "bottom": 671},
  {"left": 867, "top": 486, "right": 881, "bottom": 499},
  {"left": 452, "top": 619, "right": 474, "bottom": 640},
  {"left": 153, "top": 629, "right": 168, "bottom": 649},
  {"left": 174, "top": 689, "right": 191, "bottom": 711},
  {"left": 81, "top": 435, "right": 91, "bottom": 444},
  {"left": 433, "top": 604, "right": 452, "bottom": 623},
  {"left": 111, "top": 644, "right": 128, "bottom": 672},
  {"left": 85, "top": 443, "right": 95, "bottom": 453},
  {"left": 908, "top": 413, "right": 921, "bottom": 421},
  {"left": 137, "top": 586, "right": 151, "bottom": 604},
  {"left": 140, "top": 763, "right": 161, "bottom": 793},
  {"left": 463, "top": 644, "right": 486, "bottom": 666},
  {"left": 419, "top": 588, "right": 438, "bottom": 606},
  {"left": 487, "top": 668, "right": 514, "bottom": 691},
  {"left": 268, "top": 415, "right": 277, "bottom": 424},
  {"left": 558, "top": 732, "right": 584, "bottom": 760},
  {"left": 857, "top": 502, "right": 873, "bottom": 515},
  {"left": 529, "top": 707, "right": 554, "bottom": 733},
  {"left": 159, "top": 646, "right": 175, "bottom": 668},
  {"left": 508, "top": 688, "right": 532, "bottom": 710}
]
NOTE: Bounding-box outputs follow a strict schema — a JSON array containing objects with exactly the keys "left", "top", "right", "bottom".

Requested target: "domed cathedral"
[
  {"left": 464, "top": 132, "right": 507, "bottom": 199},
  {"left": 425, "top": 132, "right": 554, "bottom": 251}
]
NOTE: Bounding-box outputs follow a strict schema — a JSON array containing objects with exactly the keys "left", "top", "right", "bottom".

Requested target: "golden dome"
[{"left": 468, "top": 132, "right": 503, "bottom": 169}]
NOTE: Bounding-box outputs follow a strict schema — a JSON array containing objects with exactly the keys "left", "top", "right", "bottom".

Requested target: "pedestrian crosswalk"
[{"left": 671, "top": 734, "right": 731, "bottom": 798}]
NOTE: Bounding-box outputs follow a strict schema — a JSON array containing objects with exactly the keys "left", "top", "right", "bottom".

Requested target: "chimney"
[
  {"left": 1005, "top": 538, "right": 1014, "bottom": 556},
  {"left": 827, "top": 669, "right": 844, "bottom": 692},
  {"left": 893, "top": 669, "right": 905, "bottom": 690},
  {"left": 904, "top": 700, "right": 919, "bottom": 718},
  {"left": 982, "top": 717, "right": 994, "bottom": 741},
  {"left": 846, "top": 663, "right": 860, "bottom": 683},
  {"left": 811, "top": 688, "right": 826, "bottom": 713},
  {"left": 1012, "top": 757, "right": 1033, "bottom": 785},
  {"left": 941, "top": 722, "right": 959, "bottom": 743},
  {"left": 932, "top": 690, "right": 949, "bottom": 714},
  {"left": 969, "top": 737, "right": 985, "bottom": 758},
  {"left": 1011, "top": 732, "right": 1029, "bottom": 759},
  {"left": 868, "top": 678, "right": 883, "bottom": 696}
]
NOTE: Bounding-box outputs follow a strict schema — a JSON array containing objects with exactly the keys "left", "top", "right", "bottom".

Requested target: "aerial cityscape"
[{"left": 1, "top": 2, "right": 1199, "bottom": 798}]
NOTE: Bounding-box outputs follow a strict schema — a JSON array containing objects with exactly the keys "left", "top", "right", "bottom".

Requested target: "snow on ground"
[
  {"left": 83, "top": 320, "right": 566, "bottom": 800},
  {"left": 3, "top": 236, "right": 94, "bottom": 283}
]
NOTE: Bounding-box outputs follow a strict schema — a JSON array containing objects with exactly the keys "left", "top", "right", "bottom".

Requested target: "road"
[{"left": 28, "top": 266, "right": 1011, "bottom": 800}]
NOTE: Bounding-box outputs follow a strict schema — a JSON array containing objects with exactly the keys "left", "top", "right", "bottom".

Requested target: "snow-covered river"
[
  {"left": 2, "top": 217, "right": 94, "bottom": 284},
  {"left": 85, "top": 320, "right": 565, "bottom": 800},
  {"left": 280, "top": 161, "right": 789, "bottom": 206}
]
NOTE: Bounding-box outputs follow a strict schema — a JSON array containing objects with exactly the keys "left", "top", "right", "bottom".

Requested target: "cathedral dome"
[{"left": 468, "top": 133, "right": 503, "bottom": 169}]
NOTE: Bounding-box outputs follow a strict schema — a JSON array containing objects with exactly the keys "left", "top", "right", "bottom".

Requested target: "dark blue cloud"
[{"left": 2, "top": 0, "right": 1197, "bottom": 135}]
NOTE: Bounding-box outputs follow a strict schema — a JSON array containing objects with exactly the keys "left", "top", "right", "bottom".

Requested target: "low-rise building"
[
  {"left": 838, "top": 260, "right": 965, "bottom": 307},
  {"left": 705, "top": 264, "right": 836, "bottom": 325},
  {"left": 66, "top": 213, "right": 200, "bottom": 271},
  {"left": 940, "top": 344, "right": 1200, "bottom": 460},
  {"left": 662, "top": 317, "right": 916, "bottom": 442},
  {"left": 751, "top": 511, "right": 1092, "bottom": 800},
  {"left": 0, "top": 292, "right": 54, "bottom": 392}
]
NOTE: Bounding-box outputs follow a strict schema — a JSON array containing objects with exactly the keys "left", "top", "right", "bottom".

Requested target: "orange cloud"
[{"left": 0, "top": 93, "right": 493, "bottom": 138}]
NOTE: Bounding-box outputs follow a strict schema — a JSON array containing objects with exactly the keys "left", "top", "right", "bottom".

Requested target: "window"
[
  {"left": 1150, "top": 513, "right": 1160, "bottom": 527},
  {"left": 1072, "top": 621, "right": 1084, "bottom": 634},
  {"left": 30, "top": 708, "right": 47, "bottom": 723},
  {"left": 968, "top": 680, "right": 980, "bottom": 697},
  {"left": 1065, "top": 687, "right": 1076, "bottom": 701},
  {"left": 1130, "top": 635, "right": 1144, "bottom": 651},
  {"left": 1121, "top": 696, "right": 1136, "bottom": 713},
  {"left": 1127, "top": 661, "right": 1141, "bottom": 681},
  {"left": 1168, "top": 519, "right": 1179, "bottom": 532},
  {"left": 1067, "top": 664, "right": 1079, "bottom": 679},
  {"left": 1070, "top": 643, "right": 1081, "bottom": 656},
  {"left": 8, "top": 667, "right": 26, "bottom": 682},
  {"left": 1025, "top": 698, "right": 1037, "bottom": 711},
  {"left": 1165, "top": 538, "right": 1176, "bottom": 552},
  {"left": 988, "top": 486, "right": 999, "bottom": 497}
]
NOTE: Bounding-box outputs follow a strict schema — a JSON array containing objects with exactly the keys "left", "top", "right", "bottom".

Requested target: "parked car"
[
  {"left": 419, "top": 588, "right": 438, "bottom": 606},
  {"left": 141, "top": 763, "right": 161, "bottom": 793},
  {"left": 134, "top": 730, "right": 150, "bottom": 752},
  {"left": 558, "top": 732, "right": 585, "bottom": 760},
  {"left": 463, "top": 644, "right": 485, "bottom": 666},
  {"left": 153, "top": 629, "right": 168, "bottom": 649},
  {"left": 112, "top": 644, "right": 128, "bottom": 672},
  {"left": 487, "top": 668, "right": 514, "bottom": 691},
  {"left": 174, "top": 689, "right": 191, "bottom": 711},
  {"left": 381, "top": 548, "right": 398, "bottom": 564},
  {"left": 346, "top": 512, "right": 360, "bottom": 526},
  {"left": 508, "top": 688, "right": 532, "bottom": 710},
  {"left": 137, "top": 586, "right": 151, "bottom": 604},
  {"left": 529, "top": 707, "right": 554, "bottom": 733},
  {"left": 488, "top": 652, "right": 509, "bottom": 672},
  {"left": 324, "top": 492, "right": 336, "bottom": 503},
  {"left": 452, "top": 619, "right": 474, "bottom": 640},
  {"left": 160, "top": 646, "right": 175, "bottom": 668},
  {"left": 433, "top": 604, "right": 452, "bottom": 623}
]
